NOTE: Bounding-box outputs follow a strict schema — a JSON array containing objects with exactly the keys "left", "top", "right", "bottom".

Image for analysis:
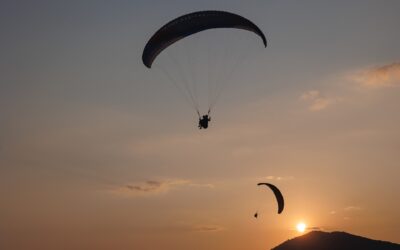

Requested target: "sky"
[{"left": 1, "top": 1, "right": 400, "bottom": 249}]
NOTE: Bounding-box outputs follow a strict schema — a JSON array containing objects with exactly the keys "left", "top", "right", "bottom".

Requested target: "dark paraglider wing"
[
  {"left": 142, "top": 10, "right": 267, "bottom": 68},
  {"left": 257, "top": 183, "right": 284, "bottom": 214}
]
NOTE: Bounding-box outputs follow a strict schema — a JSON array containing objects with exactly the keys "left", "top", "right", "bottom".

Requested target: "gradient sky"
[{"left": 1, "top": 1, "right": 400, "bottom": 250}]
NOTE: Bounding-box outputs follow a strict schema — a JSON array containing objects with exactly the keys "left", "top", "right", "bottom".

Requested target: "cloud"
[
  {"left": 188, "top": 183, "right": 215, "bottom": 188},
  {"left": 172, "top": 222, "right": 225, "bottom": 233},
  {"left": 301, "top": 90, "right": 320, "bottom": 100},
  {"left": 300, "top": 90, "right": 338, "bottom": 111},
  {"left": 264, "top": 176, "right": 294, "bottom": 181},
  {"left": 108, "top": 179, "right": 213, "bottom": 197},
  {"left": 192, "top": 225, "right": 225, "bottom": 232},
  {"left": 344, "top": 206, "right": 362, "bottom": 211},
  {"left": 330, "top": 210, "right": 337, "bottom": 215},
  {"left": 352, "top": 62, "right": 400, "bottom": 88},
  {"left": 290, "top": 226, "right": 322, "bottom": 232}
]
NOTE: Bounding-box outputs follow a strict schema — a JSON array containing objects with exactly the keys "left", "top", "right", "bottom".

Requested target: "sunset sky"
[{"left": 1, "top": 1, "right": 400, "bottom": 250}]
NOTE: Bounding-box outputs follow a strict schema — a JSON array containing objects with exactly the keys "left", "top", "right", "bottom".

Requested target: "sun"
[{"left": 296, "top": 222, "right": 306, "bottom": 233}]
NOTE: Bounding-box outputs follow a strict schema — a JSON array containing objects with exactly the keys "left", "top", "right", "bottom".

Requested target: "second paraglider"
[{"left": 255, "top": 182, "right": 285, "bottom": 218}]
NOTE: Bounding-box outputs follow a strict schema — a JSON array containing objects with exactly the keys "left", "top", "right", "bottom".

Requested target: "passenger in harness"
[{"left": 198, "top": 114, "right": 211, "bottom": 129}]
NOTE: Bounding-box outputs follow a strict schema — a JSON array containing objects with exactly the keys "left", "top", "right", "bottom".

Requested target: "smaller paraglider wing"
[{"left": 257, "top": 183, "right": 284, "bottom": 214}]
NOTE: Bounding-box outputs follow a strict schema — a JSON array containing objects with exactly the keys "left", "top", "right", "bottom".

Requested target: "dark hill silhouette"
[{"left": 272, "top": 231, "right": 400, "bottom": 250}]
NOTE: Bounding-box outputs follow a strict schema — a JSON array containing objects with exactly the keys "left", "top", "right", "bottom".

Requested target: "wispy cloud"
[
  {"left": 344, "top": 206, "right": 362, "bottom": 211},
  {"left": 264, "top": 176, "right": 294, "bottom": 181},
  {"left": 188, "top": 183, "right": 215, "bottom": 188},
  {"left": 192, "top": 225, "right": 225, "bottom": 232},
  {"left": 351, "top": 62, "right": 400, "bottom": 88},
  {"left": 172, "top": 222, "right": 225, "bottom": 233},
  {"left": 300, "top": 90, "right": 338, "bottom": 111},
  {"left": 108, "top": 179, "right": 213, "bottom": 197},
  {"left": 290, "top": 226, "right": 322, "bottom": 232}
]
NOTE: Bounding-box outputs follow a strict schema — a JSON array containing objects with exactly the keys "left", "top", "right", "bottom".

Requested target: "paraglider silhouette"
[
  {"left": 255, "top": 183, "right": 284, "bottom": 217},
  {"left": 142, "top": 10, "right": 267, "bottom": 129},
  {"left": 142, "top": 11, "right": 266, "bottom": 68},
  {"left": 198, "top": 114, "right": 211, "bottom": 129}
]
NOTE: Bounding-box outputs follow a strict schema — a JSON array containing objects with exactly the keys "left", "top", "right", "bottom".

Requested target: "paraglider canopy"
[
  {"left": 142, "top": 10, "right": 267, "bottom": 68},
  {"left": 257, "top": 182, "right": 284, "bottom": 214}
]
